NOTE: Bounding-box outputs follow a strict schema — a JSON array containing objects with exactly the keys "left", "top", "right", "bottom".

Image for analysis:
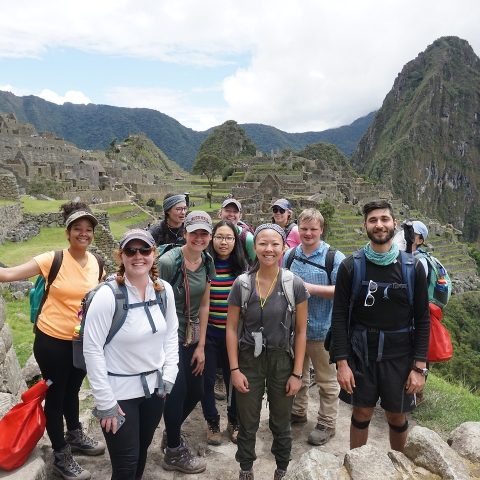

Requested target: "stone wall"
[
  {"left": 22, "top": 211, "right": 111, "bottom": 230},
  {"left": 0, "top": 284, "right": 27, "bottom": 419},
  {"left": 0, "top": 171, "right": 20, "bottom": 200},
  {"left": 0, "top": 201, "right": 22, "bottom": 245},
  {"left": 59, "top": 188, "right": 130, "bottom": 204}
]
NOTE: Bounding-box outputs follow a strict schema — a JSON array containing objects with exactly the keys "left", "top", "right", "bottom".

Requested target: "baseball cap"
[
  {"left": 184, "top": 211, "right": 213, "bottom": 234},
  {"left": 119, "top": 229, "right": 155, "bottom": 249},
  {"left": 65, "top": 210, "right": 98, "bottom": 228},
  {"left": 272, "top": 198, "right": 292, "bottom": 211},
  {"left": 221, "top": 199, "right": 242, "bottom": 212},
  {"left": 413, "top": 221, "right": 428, "bottom": 240}
]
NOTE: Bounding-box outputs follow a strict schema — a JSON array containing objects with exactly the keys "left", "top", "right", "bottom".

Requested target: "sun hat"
[
  {"left": 119, "top": 229, "right": 155, "bottom": 249},
  {"left": 65, "top": 210, "right": 98, "bottom": 228},
  {"left": 272, "top": 199, "right": 292, "bottom": 211},
  {"left": 221, "top": 199, "right": 242, "bottom": 212},
  {"left": 413, "top": 221, "right": 428, "bottom": 240},
  {"left": 184, "top": 211, "right": 213, "bottom": 234}
]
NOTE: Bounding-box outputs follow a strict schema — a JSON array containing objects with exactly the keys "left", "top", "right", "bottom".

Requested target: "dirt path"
[{"left": 40, "top": 386, "right": 415, "bottom": 479}]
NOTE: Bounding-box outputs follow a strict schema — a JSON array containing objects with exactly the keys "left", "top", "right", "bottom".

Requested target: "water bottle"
[{"left": 433, "top": 277, "right": 449, "bottom": 305}]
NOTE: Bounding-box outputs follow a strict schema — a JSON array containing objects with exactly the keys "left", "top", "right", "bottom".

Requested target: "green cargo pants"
[{"left": 235, "top": 346, "right": 294, "bottom": 471}]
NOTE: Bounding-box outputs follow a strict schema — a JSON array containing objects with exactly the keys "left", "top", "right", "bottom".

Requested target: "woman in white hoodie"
[{"left": 83, "top": 229, "right": 179, "bottom": 480}]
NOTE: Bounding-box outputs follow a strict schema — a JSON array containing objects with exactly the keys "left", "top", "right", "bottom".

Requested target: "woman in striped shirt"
[{"left": 201, "top": 220, "right": 247, "bottom": 446}]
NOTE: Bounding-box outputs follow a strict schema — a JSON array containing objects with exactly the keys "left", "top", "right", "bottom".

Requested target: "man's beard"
[{"left": 367, "top": 227, "right": 395, "bottom": 245}]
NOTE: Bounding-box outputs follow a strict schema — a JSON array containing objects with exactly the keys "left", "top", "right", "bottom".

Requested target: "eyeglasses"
[
  {"left": 122, "top": 247, "right": 153, "bottom": 257},
  {"left": 175, "top": 207, "right": 188, "bottom": 212},
  {"left": 272, "top": 207, "right": 286, "bottom": 214},
  {"left": 364, "top": 280, "right": 377, "bottom": 307},
  {"left": 213, "top": 235, "right": 235, "bottom": 243}
]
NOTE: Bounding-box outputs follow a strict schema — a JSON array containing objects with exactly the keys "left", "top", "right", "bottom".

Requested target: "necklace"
[
  {"left": 182, "top": 247, "right": 202, "bottom": 265},
  {"left": 256, "top": 269, "right": 280, "bottom": 309},
  {"left": 184, "top": 256, "right": 201, "bottom": 265}
]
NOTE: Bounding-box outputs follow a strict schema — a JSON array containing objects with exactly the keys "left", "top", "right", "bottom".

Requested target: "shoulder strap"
[
  {"left": 237, "top": 273, "right": 253, "bottom": 342},
  {"left": 281, "top": 269, "right": 296, "bottom": 314},
  {"left": 285, "top": 247, "right": 298, "bottom": 270},
  {"left": 91, "top": 252, "right": 104, "bottom": 282},
  {"left": 284, "top": 223, "right": 295, "bottom": 238},
  {"left": 35, "top": 250, "right": 64, "bottom": 323},
  {"left": 155, "top": 279, "right": 167, "bottom": 319},
  {"left": 325, "top": 247, "right": 337, "bottom": 284},
  {"left": 202, "top": 251, "right": 213, "bottom": 283},
  {"left": 400, "top": 250, "right": 415, "bottom": 308},
  {"left": 105, "top": 281, "right": 129, "bottom": 345},
  {"left": 348, "top": 249, "right": 366, "bottom": 334},
  {"left": 168, "top": 247, "right": 184, "bottom": 289}
]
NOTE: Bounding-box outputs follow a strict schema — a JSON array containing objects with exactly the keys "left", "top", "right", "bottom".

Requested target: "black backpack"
[{"left": 285, "top": 246, "right": 337, "bottom": 284}]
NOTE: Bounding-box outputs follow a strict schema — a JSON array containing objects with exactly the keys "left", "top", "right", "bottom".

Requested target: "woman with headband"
[
  {"left": 226, "top": 224, "right": 308, "bottom": 480},
  {"left": 148, "top": 193, "right": 188, "bottom": 247},
  {"left": 0, "top": 201, "right": 105, "bottom": 480}
]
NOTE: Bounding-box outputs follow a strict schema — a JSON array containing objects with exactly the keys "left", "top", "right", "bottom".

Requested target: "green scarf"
[{"left": 364, "top": 242, "right": 399, "bottom": 266}]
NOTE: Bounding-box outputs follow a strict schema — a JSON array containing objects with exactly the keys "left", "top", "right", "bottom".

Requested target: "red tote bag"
[
  {"left": 427, "top": 303, "right": 453, "bottom": 363},
  {"left": 0, "top": 379, "right": 52, "bottom": 471}
]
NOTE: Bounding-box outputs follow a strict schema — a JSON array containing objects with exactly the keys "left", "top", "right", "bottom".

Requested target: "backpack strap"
[
  {"left": 281, "top": 269, "right": 297, "bottom": 358},
  {"left": 35, "top": 250, "right": 64, "bottom": 324},
  {"left": 284, "top": 222, "right": 295, "bottom": 239},
  {"left": 237, "top": 273, "right": 253, "bottom": 344},
  {"left": 349, "top": 249, "right": 366, "bottom": 335},
  {"left": 91, "top": 252, "right": 104, "bottom": 282},
  {"left": 400, "top": 250, "right": 415, "bottom": 310},
  {"left": 286, "top": 246, "right": 337, "bottom": 285}
]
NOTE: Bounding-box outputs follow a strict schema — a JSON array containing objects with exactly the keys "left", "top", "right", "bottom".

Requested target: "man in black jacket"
[{"left": 331, "top": 200, "right": 430, "bottom": 453}]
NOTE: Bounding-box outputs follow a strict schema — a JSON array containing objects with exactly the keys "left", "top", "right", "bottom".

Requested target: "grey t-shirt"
[{"left": 228, "top": 270, "right": 309, "bottom": 351}]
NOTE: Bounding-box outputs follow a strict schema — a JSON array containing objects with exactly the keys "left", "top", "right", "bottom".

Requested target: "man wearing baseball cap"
[{"left": 218, "top": 199, "right": 256, "bottom": 265}]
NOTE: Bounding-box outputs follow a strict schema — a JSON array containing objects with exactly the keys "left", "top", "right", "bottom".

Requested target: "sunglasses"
[
  {"left": 122, "top": 247, "right": 153, "bottom": 257},
  {"left": 364, "top": 280, "right": 377, "bottom": 307},
  {"left": 272, "top": 207, "right": 286, "bottom": 214}
]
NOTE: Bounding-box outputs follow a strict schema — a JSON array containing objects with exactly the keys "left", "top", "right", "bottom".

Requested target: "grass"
[
  {"left": 0, "top": 200, "right": 16, "bottom": 207},
  {"left": 20, "top": 196, "right": 66, "bottom": 213},
  {"left": 2, "top": 291, "right": 34, "bottom": 368},
  {"left": 412, "top": 374, "right": 480, "bottom": 439},
  {"left": 0, "top": 228, "right": 66, "bottom": 266}
]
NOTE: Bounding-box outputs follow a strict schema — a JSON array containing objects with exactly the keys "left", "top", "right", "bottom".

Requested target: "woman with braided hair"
[{"left": 83, "top": 229, "right": 179, "bottom": 480}]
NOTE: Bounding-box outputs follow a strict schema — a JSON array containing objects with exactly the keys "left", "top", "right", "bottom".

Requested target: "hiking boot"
[
  {"left": 308, "top": 424, "right": 335, "bottom": 446},
  {"left": 227, "top": 416, "right": 239, "bottom": 443},
  {"left": 53, "top": 444, "right": 91, "bottom": 480},
  {"left": 239, "top": 469, "right": 254, "bottom": 480},
  {"left": 274, "top": 468, "right": 287, "bottom": 480},
  {"left": 206, "top": 416, "right": 222, "bottom": 445},
  {"left": 290, "top": 412, "right": 307, "bottom": 424},
  {"left": 65, "top": 422, "right": 105, "bottom": 456},
  {"left": 214, "top": 374, "right": 227, "bottom": 400},
  {"left": 161, "top": 429, "right": 188, "bottom": 451},
  {"left": 162, "top": 444, "right": 206, "bottom": 473}
]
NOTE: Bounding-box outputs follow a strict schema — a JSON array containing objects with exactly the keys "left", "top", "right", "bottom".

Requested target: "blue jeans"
[{"left": 201, "top": 333, "right": 237, "bottom": 420}]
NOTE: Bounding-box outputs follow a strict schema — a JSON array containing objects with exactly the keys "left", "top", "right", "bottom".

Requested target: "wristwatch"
[
  {"left": 291, "top": 372, "right": 303, "bottom": 379},
  {"left": 412, "top": 365, "right": 429, "bottom": 377}
]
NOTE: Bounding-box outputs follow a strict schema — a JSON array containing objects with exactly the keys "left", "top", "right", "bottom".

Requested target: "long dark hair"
[{"left": 207, "top": 220, "right": 245, "bottom": 277}]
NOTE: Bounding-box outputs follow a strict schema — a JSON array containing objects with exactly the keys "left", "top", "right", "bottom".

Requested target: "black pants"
[
  {"left": 103, "top": 395, "right": 165, "bottom": 480},
  {"left": 163, "top": 343, "right": 204, "bottom": 448},
  {"left": 33, "top": 328, "right": 86, "bottom": 450}
]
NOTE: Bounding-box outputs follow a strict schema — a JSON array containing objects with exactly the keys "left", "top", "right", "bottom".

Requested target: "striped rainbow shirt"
[{"left": 207, "top": 258, "right": 236, "bottom": 338}]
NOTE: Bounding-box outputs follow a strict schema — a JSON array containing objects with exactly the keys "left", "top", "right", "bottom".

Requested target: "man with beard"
[{"left": 331, "top": 200, "right": 430, "bottom": 453}]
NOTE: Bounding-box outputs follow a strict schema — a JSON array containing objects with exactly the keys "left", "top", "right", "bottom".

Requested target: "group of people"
[{"left": 0, "top": 196, "right": 431, "bottom": 480}]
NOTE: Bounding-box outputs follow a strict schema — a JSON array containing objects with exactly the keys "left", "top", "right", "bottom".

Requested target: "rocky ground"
[{"left": 37, "top": 384, "right": 417, "bottom": 480}]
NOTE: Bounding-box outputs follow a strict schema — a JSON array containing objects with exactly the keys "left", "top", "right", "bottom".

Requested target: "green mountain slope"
[
  {"left": 351, "top": 36, "right": 480, "bottom": 239},
  {"left": 194, "top": 120, "right": 257, "bottom": 165},
  {"left": 0, "top": 91, "right": 373, "bottom": 172}
]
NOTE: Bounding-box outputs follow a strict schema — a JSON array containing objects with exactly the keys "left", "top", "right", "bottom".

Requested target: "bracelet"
[{"left": 230, "top": 367, "right": 240, "bottom": 372}]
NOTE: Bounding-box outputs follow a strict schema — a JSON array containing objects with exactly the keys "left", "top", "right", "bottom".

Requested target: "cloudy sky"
[{"left": 0, "top": 0, "right": 479, "bottom": 133}]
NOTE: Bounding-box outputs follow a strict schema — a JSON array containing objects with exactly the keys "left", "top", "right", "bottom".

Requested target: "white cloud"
[
  {"left": 105, "top": 86, "right": 226, "bottom": 131},
  {"left": 1, "top": 0, "right": 480, "bottom": 131},
  {"left": 37, "top": 89, "right": 91, "bottom": 105}
]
